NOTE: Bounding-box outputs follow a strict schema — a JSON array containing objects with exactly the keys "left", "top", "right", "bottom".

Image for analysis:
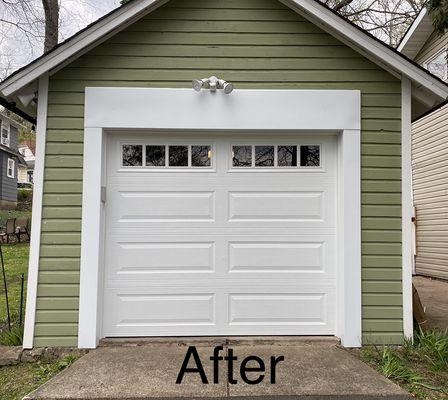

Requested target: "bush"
[{"left": 17, "top": 189, "right": 32, "bottom": 203}]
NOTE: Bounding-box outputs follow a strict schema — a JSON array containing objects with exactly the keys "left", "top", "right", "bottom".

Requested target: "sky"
[{"left": 0, "top": 0, "right": 120, "bottom": 79}]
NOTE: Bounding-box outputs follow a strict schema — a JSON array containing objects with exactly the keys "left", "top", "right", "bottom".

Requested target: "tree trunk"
[{"left": 42, "top": 0, "right": 59, "bottom": 52}]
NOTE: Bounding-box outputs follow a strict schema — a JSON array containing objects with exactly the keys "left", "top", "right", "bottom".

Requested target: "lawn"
[
  {"left": 0, "top": 243, "right": 29, "bottom": 325},
  {"left": 358, "top": 330, "right": 448, "bottom": 400},
  {"left": 0, "top": 208, "right": 31, "bottom": 328},
  {"left": 0, "top": 354, "right": 79, "bottom": 400}
]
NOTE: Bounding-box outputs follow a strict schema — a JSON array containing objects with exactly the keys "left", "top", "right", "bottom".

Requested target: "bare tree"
[
  {"left": 322, "top": 0, "right": 425, "bottom": 46},
  {"left": 0, "top": 0, "right": 117, "bottom": 79}
]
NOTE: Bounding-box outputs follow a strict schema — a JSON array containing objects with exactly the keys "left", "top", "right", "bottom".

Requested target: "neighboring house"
[
  {"left": 1, "top": 0, "right": 448, "bottom": 351},
  {"left": 18, "top": 144, "right": 35, "bottom": 187},
  {"left": 0, "top": 112, "right": 25, "bottom": 208},
  {"left": 398, "top": 8, "right": 448, "bottom": 280}
]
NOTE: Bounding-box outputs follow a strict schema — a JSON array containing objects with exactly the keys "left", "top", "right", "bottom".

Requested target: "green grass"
[
  {"left": 0, "top": 354, "right": 80, "bottom": 400},
  {"left": 0, "top": 243, "right": 30, "bottom": 325},
  {"left": 359, "top": 329, "right": 448, "bottom": 400}
]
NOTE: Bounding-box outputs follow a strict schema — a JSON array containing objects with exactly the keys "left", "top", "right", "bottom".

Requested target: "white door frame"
[{"left": 79, "top": 87, "right": 362, "bottom": 348}]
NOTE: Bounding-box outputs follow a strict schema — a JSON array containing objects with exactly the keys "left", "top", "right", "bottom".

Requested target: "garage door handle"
[{"left": 101, "top": 186, "right": 107, "bottom": 203}]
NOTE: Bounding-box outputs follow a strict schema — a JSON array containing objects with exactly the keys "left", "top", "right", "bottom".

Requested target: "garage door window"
[
  {"left": 232, "top": 145, "right": 320, "bottom": 168},
  {"left": 122, "top": 145, "right": 143, "bottom": 167},
  {"left": 123, "top": 144, "right": 212, "bottom": 168},
  {"left": 169, "top": 146, "right": 189, "bottom": 167},
  {"left": 191, "top": 145, "right": 212, "bottom": 167},
  {"left": 146, "top": 145, "right": 165, "bottom": 167}
]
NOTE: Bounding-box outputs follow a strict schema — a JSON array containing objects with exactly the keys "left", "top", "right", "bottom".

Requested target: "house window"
[
  {"left": 27, "top": 170, "right": 34, "bottom": 183},
  {"left": 424, "top": 50, "right": 448, "bottom": 81},
  {"left": 232, "top": 145, "right": 321, "bottom": 168},
  {"left": 1, "top": 121, "right": 10, "bottom": 147},
  {"left": 7, "top": 158, "right": 15, "bottom": 178}
]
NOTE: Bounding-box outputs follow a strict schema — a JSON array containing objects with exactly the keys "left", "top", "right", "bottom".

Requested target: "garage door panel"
[
  {"left": 109, "top": 241, "right": 215, "bottom": 275},
  {"left": 108, "top": 188, "right": 336, "bottom": 228},
  {"left": 105, "top": 235, "right": 335, "bottom": 279},
  {"left": 229, "top": 293, "right": 327, "bottom": 325},
  {"left": 109, "top": 190, "right": 215, "bottom": 222},
  {"left": 229, "top": 241, "right": 326, "bottom": 273},
  {"left": 103, "top": 287, "right": 335, "bottom": 336},
  {"left": 228, "top": 191, "right": 324, "bottom": 221},
  {"left": 103, "top": 291, "right": 217, "bottom": 336}
]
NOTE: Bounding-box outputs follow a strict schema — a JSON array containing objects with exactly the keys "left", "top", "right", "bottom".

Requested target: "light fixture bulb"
[
  {"left": 192, "top": 79, "right": 204, "bottom": 92},
  {"left": 223, "top": 82, "right": 234, "bottom": 94}
]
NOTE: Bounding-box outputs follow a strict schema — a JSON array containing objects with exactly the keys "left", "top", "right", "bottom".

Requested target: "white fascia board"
[
  {"left": 281, "top": 0, "right": 448, "bottom": 100},
  {"left": 0, "top": 0, "right": 168, "bottom": 97},
  {"left": 85, "top": 88, "right": 361, "bottom": 130},
  {"left": 397, "top": 8, "right": 428, "bottom": 53}
]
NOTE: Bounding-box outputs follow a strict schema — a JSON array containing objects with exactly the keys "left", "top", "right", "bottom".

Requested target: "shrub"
[{"left": 17, "top": 189, "right": 32, "bottom": 203}]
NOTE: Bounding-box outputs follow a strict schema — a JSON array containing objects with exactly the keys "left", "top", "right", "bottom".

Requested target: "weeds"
[
  {"left": 379, "top": 347, "right": 421, "bottom": 384},
  {"left": 414, "top": 329, "right": 448, "bottom": 372},
  {"left": 360, "top": 329, "right": 448, "bottom": 400},
  {"left": 0, "top": 324, "right": 23, "bottom": 346},
  {"left": 0, "top": 354, "right": 81, "bottom": 400},
  {"left": 36, "top": 354, "right": 79, "bottom": 381}
]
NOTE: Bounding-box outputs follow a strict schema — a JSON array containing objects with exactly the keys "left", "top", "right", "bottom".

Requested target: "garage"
[{"left": 102, "top": 132, "right": 338, "bottom": 337}]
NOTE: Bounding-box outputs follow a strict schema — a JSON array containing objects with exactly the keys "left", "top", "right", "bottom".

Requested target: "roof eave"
[{"left": 397, "top": 8, "right": 434, "bottom": 59}]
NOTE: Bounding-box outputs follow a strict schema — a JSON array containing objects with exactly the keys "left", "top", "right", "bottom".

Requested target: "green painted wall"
[{"left": 36, "top": 0, "right": 403, "bottom": 347}]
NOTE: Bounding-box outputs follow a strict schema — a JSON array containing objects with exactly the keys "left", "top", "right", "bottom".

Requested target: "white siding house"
[{"left": 398, "top": 8, "right": 448, "bottom": 280}]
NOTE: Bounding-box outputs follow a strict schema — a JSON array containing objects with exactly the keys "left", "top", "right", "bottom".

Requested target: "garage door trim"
[{"left": 79, "top": 88, "right": 361, "bottom": 348}]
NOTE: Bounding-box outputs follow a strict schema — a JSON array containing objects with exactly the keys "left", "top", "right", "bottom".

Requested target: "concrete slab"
[
  {"left": 0, "top": 345, "right": 22, "bottom": 366},
  {"left": 24, "top": 339, "right": 411, "bottom": 400},
  {"left": 414, "top": 276, "right": 448, "bottom": 331}
]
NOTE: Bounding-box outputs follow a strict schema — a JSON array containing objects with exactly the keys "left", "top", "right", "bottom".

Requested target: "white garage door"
[{"left": 103, "top": 132, "right": 337, "bottom": 337}]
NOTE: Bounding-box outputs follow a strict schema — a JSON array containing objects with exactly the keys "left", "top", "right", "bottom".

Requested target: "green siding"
[{"left": 36, "top": 0, "right": 403, "bottom": 347}]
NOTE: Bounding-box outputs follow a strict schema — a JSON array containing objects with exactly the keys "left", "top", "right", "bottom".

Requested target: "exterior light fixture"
[
  {"left": 192, "top": 76, "right": 234, "bottom": 94},
  {"left": 17, "top": 92, "right": 37, "bottom": 107}
]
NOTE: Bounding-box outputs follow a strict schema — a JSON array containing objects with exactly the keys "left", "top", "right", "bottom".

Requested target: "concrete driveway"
[
  {"left": 414, "top": 276, "right": 448, "bottom": 331},
  {"left": 25, "top": 337, "right": 410, "bottom": 400}
]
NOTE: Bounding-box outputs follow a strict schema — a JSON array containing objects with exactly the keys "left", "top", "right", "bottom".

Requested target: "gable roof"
[
  {"left": 0, "top": 143, "right": 26, "bottom": 161},
  {"left": 397, "top": 7, "right": 435, "bottom": 59},
  {"left": 1, "top": 0, "right": 448, "bottom": 116},
  {"left": 0, "top": 112, "right": 26, "bottom": 130}
]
